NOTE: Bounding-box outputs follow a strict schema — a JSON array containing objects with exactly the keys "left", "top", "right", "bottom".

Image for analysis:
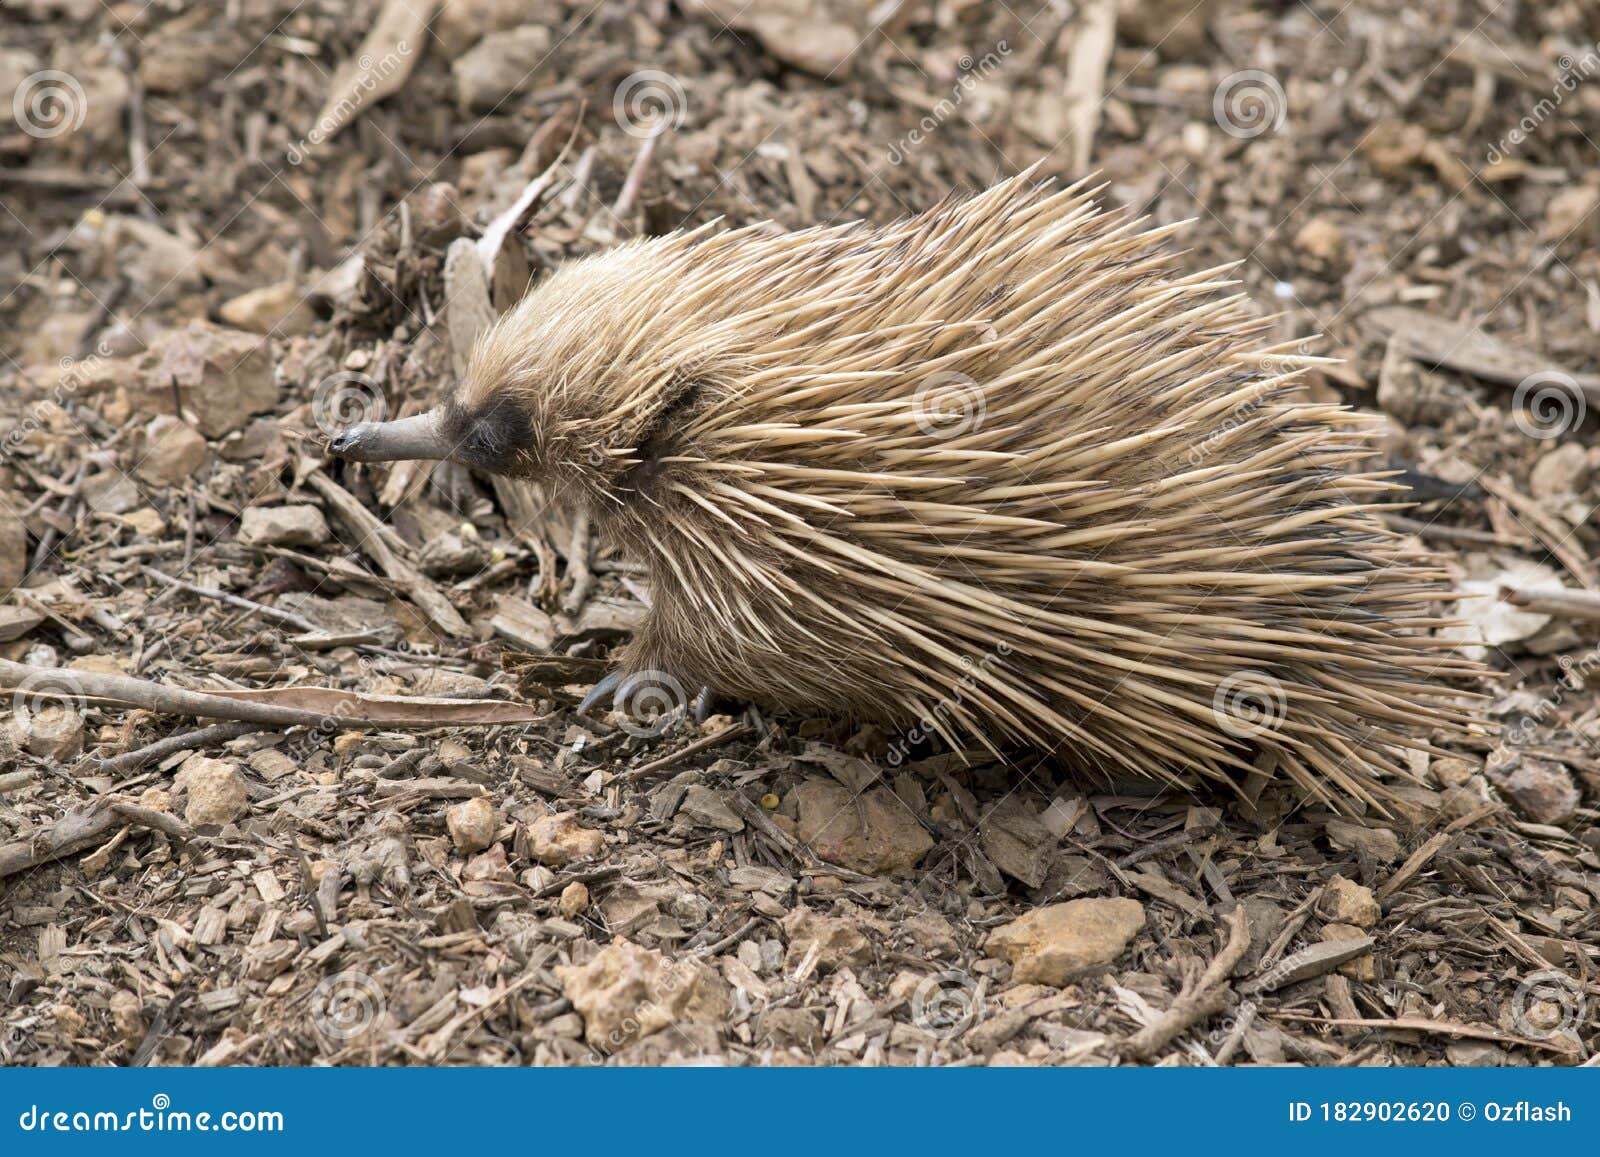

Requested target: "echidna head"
[{"left": 328, "top": 243, "right": 723, "bottom": 504}]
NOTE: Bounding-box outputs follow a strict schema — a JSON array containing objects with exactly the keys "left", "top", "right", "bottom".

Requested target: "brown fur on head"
[{"left": 331, "top": 173, "right": 1487, "bottom": 812}]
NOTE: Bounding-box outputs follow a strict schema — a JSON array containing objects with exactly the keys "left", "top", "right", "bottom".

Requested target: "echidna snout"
[{"left": 331, "top": 172, "right": 1485, "bottom": 811}]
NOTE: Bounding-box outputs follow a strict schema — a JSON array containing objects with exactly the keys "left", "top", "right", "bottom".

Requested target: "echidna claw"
[
  {"left": 576, "top": 669, "right": 623, "bottom": 715},
  {"left": 693, "top": 685, "right": 720, "bottom": 725}
]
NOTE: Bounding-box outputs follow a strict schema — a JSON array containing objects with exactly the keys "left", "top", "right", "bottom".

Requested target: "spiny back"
[{"left": 468, "top": 173, "right": 1482, "bottom": 810}]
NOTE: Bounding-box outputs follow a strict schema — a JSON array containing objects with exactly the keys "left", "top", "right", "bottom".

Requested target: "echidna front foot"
[
  {"left": 575, "top": 670, "right": 733, "bottom": 728},
  {"left": 575, "top": 670, "right": 624, "bottom": 716},
  {"left": 693, "top": 685, "right": 734, "bottom": 724}
]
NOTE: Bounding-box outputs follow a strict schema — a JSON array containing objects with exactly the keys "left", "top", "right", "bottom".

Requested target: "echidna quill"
[{"left": 331, "top": 172, "right": 1484, "bottom": 810}]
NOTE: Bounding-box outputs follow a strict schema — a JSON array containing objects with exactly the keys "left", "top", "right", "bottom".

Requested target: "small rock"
[
  {"left": 434, "top": 0, "right": 564, "bottom": 57},
  {"left": 678, "top": 785, "right": 745, "bottom": 833},
  {"left": 134, "top": 415, "right": 209, "bottom": 485},
  {"left": 140, "top": 321, "right": 278, "bottom": 438},
  {"left": 1294, "top": 215, "right": 1347, "bottom": 264},
  {"left": 558, "top": 880, "right": 589, "bottom": 918},
  {"left": 554, "top": 939, "right": 729, "bottom": 1049},
  {"left": 791, "top": 778, "right": 932, "bottom": 875},
  {"left": 0, "top": 504, "right": 26, "bottom": 597},
  {"left": 598, "top": 883, "right": 668, "bottom": 936},
  {"left": 1319, "top": 921, "right": 1377, "bottom": 980},
  {"left": 463, "top": 843, "right": 511, "bottom": 882},
  {"left": 1446, "top": 1041, "right": 1505, "bottom": 1066},
  {"left": 137, "top": 787, "right": 172, "bottom": 812},
  {"left": 522, "top": 811, "right": 604, "bottom": 866},
  {"left": 446, "top": 796, "right": 496, "bottom": 853},
  {"left": 108, "top": 990, "right": 144, "bottom": 1047},
  {"left": 20, "top": 704, "right": 85, "bottom": 760},
  {"left": 683, "top": 0, "right": 863, "bottom": 76},
  {"left": 1319, "top": 875, "right": 1380, "bottom": 928},
  {"left": 238, "top": 505, "right": 329, "bottom": 548},
  {"left": 81, "top": 470, "right": 141, "bottom": 515},
  {"left": 1488, "top": 756, "right": 1581, "bottom": 825},
  {"left": 179, "top": 757, "right": 249, "bottom": 826},
  {"left": 418, "top": 530, "right": 490, "bottom": 577},
  {"left": 782, "top": 905, "right": 874, "bottom": 971},
  {"left": 985, "top": 897, "right": 1145, "bottom": 985},
  {"left": 978, "top": 796, "right": 1054, "bottom": 888},
  {"left": 1324, "top": 819, "right": 1402, "bottom": 864},
  {"left": 1430, "top": 757, "right": 1479, "bottom": 787},
  {"left": 218, "top": 281, "right": 314, "bottom": 336},
  {"left": 1541, "top": 184, "right": 1600, "bottom": 246},
  {"left": 453, "top": 25, "right": 552, "bottom": 110},
  {"left": 1529, "top": 441, "right": 1590, "bottom": 503}
]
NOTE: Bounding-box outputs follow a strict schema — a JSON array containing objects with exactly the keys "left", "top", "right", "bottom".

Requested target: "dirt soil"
[{"left": 1, "top": 0, "right": 1597, "bottom": 1066}]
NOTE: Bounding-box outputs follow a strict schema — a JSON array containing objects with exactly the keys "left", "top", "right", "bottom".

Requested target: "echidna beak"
[{"left": 327, "top": 408, "right": 450, "bottom": 463}]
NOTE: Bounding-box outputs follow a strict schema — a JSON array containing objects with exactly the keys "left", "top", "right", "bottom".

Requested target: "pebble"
[
  {"left": 218, "top": 282, "right": 314, "bottom": 336},
  {"left": 791, "top": 778, "right": 932, "bottom": 875},
  {"left": 134, "top": 415, "right": 209, "bottom": 485},
  {"left": 446, "top": 796, "right": 496, "bottom": 854},
  {"left": 554, "top": 939, "right": 730, "bottom": 1049},
  {"left": 978, "top": 796, "right": 1054, "bottom": 888},
  {"left": 558, "top": 881, "right": 590, "bottom": 918},
  {"left": 677, "top": 785, "right": 745, "bottom": 833},
  {"left": 20, "top": 704, "right": 85, "bottom": 760},
  {"left": 452, "top": 25, "right": 553, "bottom": 110},
  {"left": 1323, "top": 819, "right": 1401, "bottom": 864},
  {"left": 177, "top": 757, "right": 249, "bottom": 826},
  {"left": 522, "top": 812, "right": 604, "bottom": 866},
  {"left": 1318, "top": 875, "right": 1381, "bottom": 928},
  {"left": 1489, "top": 756, "right": 1581, "bottom": 825},
  {"left": 0, "top": 504, "right": 25, "bottom": 597},
  {"left": 985, "top": 897, "right": 1146, "bottom": 985},
  {"left": 81, "top": 470, "right": 141, "bottom": 515},
  {"left": 139, "top": 321, "right": 279, "bottom": 438},
  {"left": 782, "top": 905, "right": 874, "bottom": 971},
  {"left": 1320, "top": 922, "right": 1377, "bottom": 980},
  {"left": 238, "top": 505, "right": 329, "bottom": 548}
]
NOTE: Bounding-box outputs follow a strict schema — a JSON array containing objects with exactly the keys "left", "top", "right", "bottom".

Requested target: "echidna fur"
[{"left": 374, "top": 171, "right": 1487, "bottom": 810}]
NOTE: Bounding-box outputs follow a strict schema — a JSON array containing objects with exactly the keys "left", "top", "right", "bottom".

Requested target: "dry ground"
[{"left": 0, "top": 0, "right": 1597, "bottom": 1066}]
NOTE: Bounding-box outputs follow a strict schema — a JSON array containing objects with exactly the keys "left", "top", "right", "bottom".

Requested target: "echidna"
[{"left": 331, "top": 172, "right": 1482, "bottom": 810}]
